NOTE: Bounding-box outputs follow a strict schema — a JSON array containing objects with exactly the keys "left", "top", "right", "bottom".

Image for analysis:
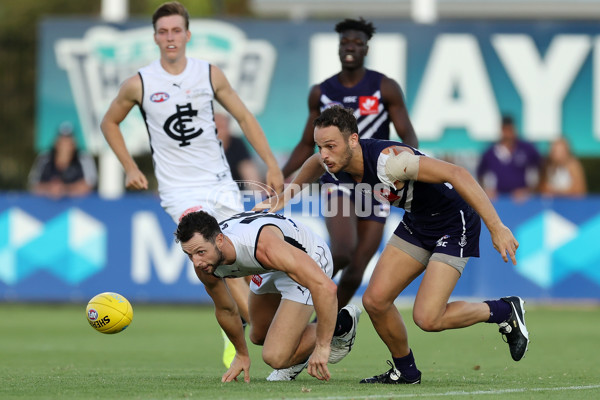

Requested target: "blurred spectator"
[
  {"left": 215, "top": 113, "right": 262, "bottom": 186},
  {"left": 539, "top": 137, "right": 587, "bottom": 197},
  {"left": 28, "top": 122, "right": 97, "bottom": 199},
  {"left": 476, "top": 115, "right": 541, "bottom": 201}
]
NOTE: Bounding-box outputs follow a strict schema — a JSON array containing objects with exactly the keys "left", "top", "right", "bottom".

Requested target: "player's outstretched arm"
[
  {"left": 253, "top": 154, "right": 325, "bottom": 213},
  {"left": 281, "top": 85, "right": 322, "bottom": 178},
  {"left": 388, "top": 150, "right": 519, "bottom": 264},
  {"left": 381, "top": 76, "right": 419, "bottom": 148},
  {"left": 255, "top": 226, "right": 338, "bottom": 381},
  {"left": 100, "top": 75, "right": 148, "bottom": 190},
  {"left": 211, "top": 65, "right": 283, "bottom": 195},
  {"left": 194, "top": 269, "right": 251, "bottom": 383}
]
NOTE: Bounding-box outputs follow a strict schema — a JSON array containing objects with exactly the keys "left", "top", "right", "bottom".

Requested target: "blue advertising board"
[{"left": 1, "top": 193, "right": 599, "bottom": 302}]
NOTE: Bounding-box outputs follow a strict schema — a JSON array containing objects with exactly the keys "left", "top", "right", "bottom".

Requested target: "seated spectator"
[
  {"left": 28, "top": 122, "right": 97, "bottom": 199},
  {"left": 215, "top": 113, "right": 262, "bottom": 187},
  {"left": 539, "top": 137, "right": 587, "bottom": 197},
  {"left": 477, "top": 115, "right": 541, "bottom": 201}
]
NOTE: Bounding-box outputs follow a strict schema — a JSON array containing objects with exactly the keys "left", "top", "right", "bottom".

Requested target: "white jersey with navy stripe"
[
  {"left": 138, "top": 58, "right": 235, "bottom": 200},
  {"left": 213, "top": 212, "right": 332, "bottom": 279}
]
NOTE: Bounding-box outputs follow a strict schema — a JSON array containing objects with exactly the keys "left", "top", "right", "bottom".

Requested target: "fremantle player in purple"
[
  {"left": 262, "top": 106, "right": 530, "bottom": 384},
  {"left": 282, "top": 18, "right": 419, "bottom": 310}
]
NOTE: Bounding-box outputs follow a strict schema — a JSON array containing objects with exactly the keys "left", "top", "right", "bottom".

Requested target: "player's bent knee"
[
  {"left": 362, "top": 291, "right": 387, "bottom": 315},
  {"left": 262, "top": 348, "right": 290, "bottom": 369},
  {"left": 413, "top": 311, "right": 443, "bottom": 332}
]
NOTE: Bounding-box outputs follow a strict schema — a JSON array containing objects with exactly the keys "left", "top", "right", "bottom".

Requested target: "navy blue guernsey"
[
  {"left": 325, "top": 139, "right": 477, "bottom": 228},
  {"left": 319, "top": 70, "right": 390, "bottom": 140}
]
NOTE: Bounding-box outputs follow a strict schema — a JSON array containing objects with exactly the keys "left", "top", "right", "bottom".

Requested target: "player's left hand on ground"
[
  {"left": 490, "top": 223, "right": 519, "bottom": 265},
  {"left": 307, "top": 344, "right": 331, "bottom": 381},
  {"left": 221, "top": 354, "right": 251, "bottom": 383},
  {"left": 265, "top": 167, "right": 284, "bottom": 196}
]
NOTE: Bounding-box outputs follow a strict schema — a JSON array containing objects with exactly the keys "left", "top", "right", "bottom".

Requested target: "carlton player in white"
[
  {"left": 175, "top": 210, "right": 360, "bottom": 382},
  {"left": 100, "top": 1, "right": 283, "bottom": 368}
]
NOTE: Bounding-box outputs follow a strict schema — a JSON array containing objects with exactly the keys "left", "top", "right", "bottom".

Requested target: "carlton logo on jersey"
[
  {"left": 150, "top": 92, "right": 170, "bottom": 103},
  {"left": 359, "top": 96, "right": 379, "bottom": 115},
  {"left": 163, "top": 103, "right": 203, "bottom": 147}
]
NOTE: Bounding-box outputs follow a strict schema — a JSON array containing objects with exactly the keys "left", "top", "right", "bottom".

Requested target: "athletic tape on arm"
[{"left": 384, "top": 151, "right": 420, "bottom": 182}]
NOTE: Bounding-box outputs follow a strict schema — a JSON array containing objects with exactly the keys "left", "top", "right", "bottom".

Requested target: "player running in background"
[
  {"left": 282, "top": 18, "right": 419, "bottom": 310},
  {"left": 263, "top": 106, "right": 529, "bottom": 384},
  {"left": 175, "top": 210, "right": 360, "bottom": 382},
  {"left": 100, "top": 1, "right": 283, "bottom": 368}
]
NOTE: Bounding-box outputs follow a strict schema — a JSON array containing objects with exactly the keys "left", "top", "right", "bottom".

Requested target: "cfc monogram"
[{"left": 163, "top": 103, "right": 203, "bottom": 146}]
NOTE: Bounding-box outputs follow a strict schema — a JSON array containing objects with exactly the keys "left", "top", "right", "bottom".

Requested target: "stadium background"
[{"left": 1, "top": 0, "right": 600, "bottom": 303}]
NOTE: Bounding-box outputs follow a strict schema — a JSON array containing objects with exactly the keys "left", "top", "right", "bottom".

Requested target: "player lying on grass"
[
  {"left": 175, "top": 210, "right": 361, "bottom": 383},
  {"left": 256, "top": 105, "right": 530, "bottom": 384}
]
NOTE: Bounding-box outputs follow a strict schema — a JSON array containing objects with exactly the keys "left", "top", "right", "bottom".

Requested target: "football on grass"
[{"left": 86, "top": 292, "right": 133, "bottom": 334}]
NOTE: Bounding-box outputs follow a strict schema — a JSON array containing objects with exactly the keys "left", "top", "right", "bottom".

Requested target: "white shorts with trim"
[{"left": 249, "top": 242, "right": 333, "bottom": 305}]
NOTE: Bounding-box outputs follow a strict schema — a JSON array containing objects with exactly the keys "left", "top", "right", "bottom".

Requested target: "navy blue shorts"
[{"left": 392, "top": 207, "right": 481, "bottom": 259}]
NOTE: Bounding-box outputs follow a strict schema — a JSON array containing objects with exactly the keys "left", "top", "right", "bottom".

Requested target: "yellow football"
[{"left": 86, "top": 292, "right": 133, "bottom": 334}]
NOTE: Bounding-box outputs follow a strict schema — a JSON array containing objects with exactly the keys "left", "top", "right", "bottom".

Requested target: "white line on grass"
[{"left": 273, "top": 384, "right": 600, "bottom": 400}]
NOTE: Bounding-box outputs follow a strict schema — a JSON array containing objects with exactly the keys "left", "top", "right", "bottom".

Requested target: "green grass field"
[{"left": 1, "top": 303, "right": 599, "bottom": 399}]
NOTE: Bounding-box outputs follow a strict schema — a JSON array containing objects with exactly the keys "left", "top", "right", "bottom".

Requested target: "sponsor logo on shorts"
[
  {"left": 459, "top": 234, "right": 467, "bottom": 247},
  {"left": 251, "top": 274, "right": 263, "bottom": 286},
  {"left": 296, "top": 285, "right": 307, "bottom": 295},
  {"left": 436, "top": 234, "right": 450, "bottom": 247}
]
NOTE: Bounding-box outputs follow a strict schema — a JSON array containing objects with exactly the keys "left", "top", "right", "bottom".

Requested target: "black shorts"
[{"left": 393, "top": 207, "right": 481, "bottom": 260}]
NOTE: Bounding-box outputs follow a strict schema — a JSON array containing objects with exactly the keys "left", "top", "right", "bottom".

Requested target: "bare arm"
[
  {"left": 211, "top": 65, "right": 283, "bottom": 194},
  {"left": 255, "top": 226, "right": 338, "bottom": 381},
  {"left": 380, "top": 76, "right": 419, "bottom": 148},
  {"left": 281, "top": 85, "right": 322, "bottom": 178},
  {"left": 194, "top": 268, "right": 251, "bottom": 383},
  {"left": 100, "top": 74, "right": 148, "bottom": 190},
  {"left": 253, "top": 154, "right": 325, "bottom": 212}
]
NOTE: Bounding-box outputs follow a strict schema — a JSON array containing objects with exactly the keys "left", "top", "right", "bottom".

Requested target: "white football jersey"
[
  {"left": 213, "top": 212, "right": 332, "bottom": 279},
  {"left": 138, "top": 58, "right": 236, "bottom": 199}
]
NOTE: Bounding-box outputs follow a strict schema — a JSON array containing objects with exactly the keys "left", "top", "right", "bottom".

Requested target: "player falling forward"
[{"left": 175, "top": 210, "right": 361, "bottom": 382}]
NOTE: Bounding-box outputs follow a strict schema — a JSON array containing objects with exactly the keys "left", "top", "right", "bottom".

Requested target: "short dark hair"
[
  {"left": 175, "top": 211, "right": 221, "bottom": 244},
  {"left": 152, "top": 1, "right": 189, "bottom": 31},
  {"left": 334, "top": 18, "right": 376, "bottom": 40},
  {"left": 501, "top": 115, "right": 515, "bottom": 127},
  {"left": 313, "top": 106, "right": 358, "bottom": 139}
]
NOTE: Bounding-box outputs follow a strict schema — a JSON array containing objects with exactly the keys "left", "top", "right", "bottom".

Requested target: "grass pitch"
[{"left": 1, "top": 302, "right": 599, "bottom": 399}]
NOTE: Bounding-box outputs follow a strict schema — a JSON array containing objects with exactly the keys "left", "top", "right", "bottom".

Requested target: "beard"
[
  {"left": 337, "top": 144, "right": 353, "bottom": 172},
  {"left": 213, "top": 245, "right": 225, "bottom": 267}
]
